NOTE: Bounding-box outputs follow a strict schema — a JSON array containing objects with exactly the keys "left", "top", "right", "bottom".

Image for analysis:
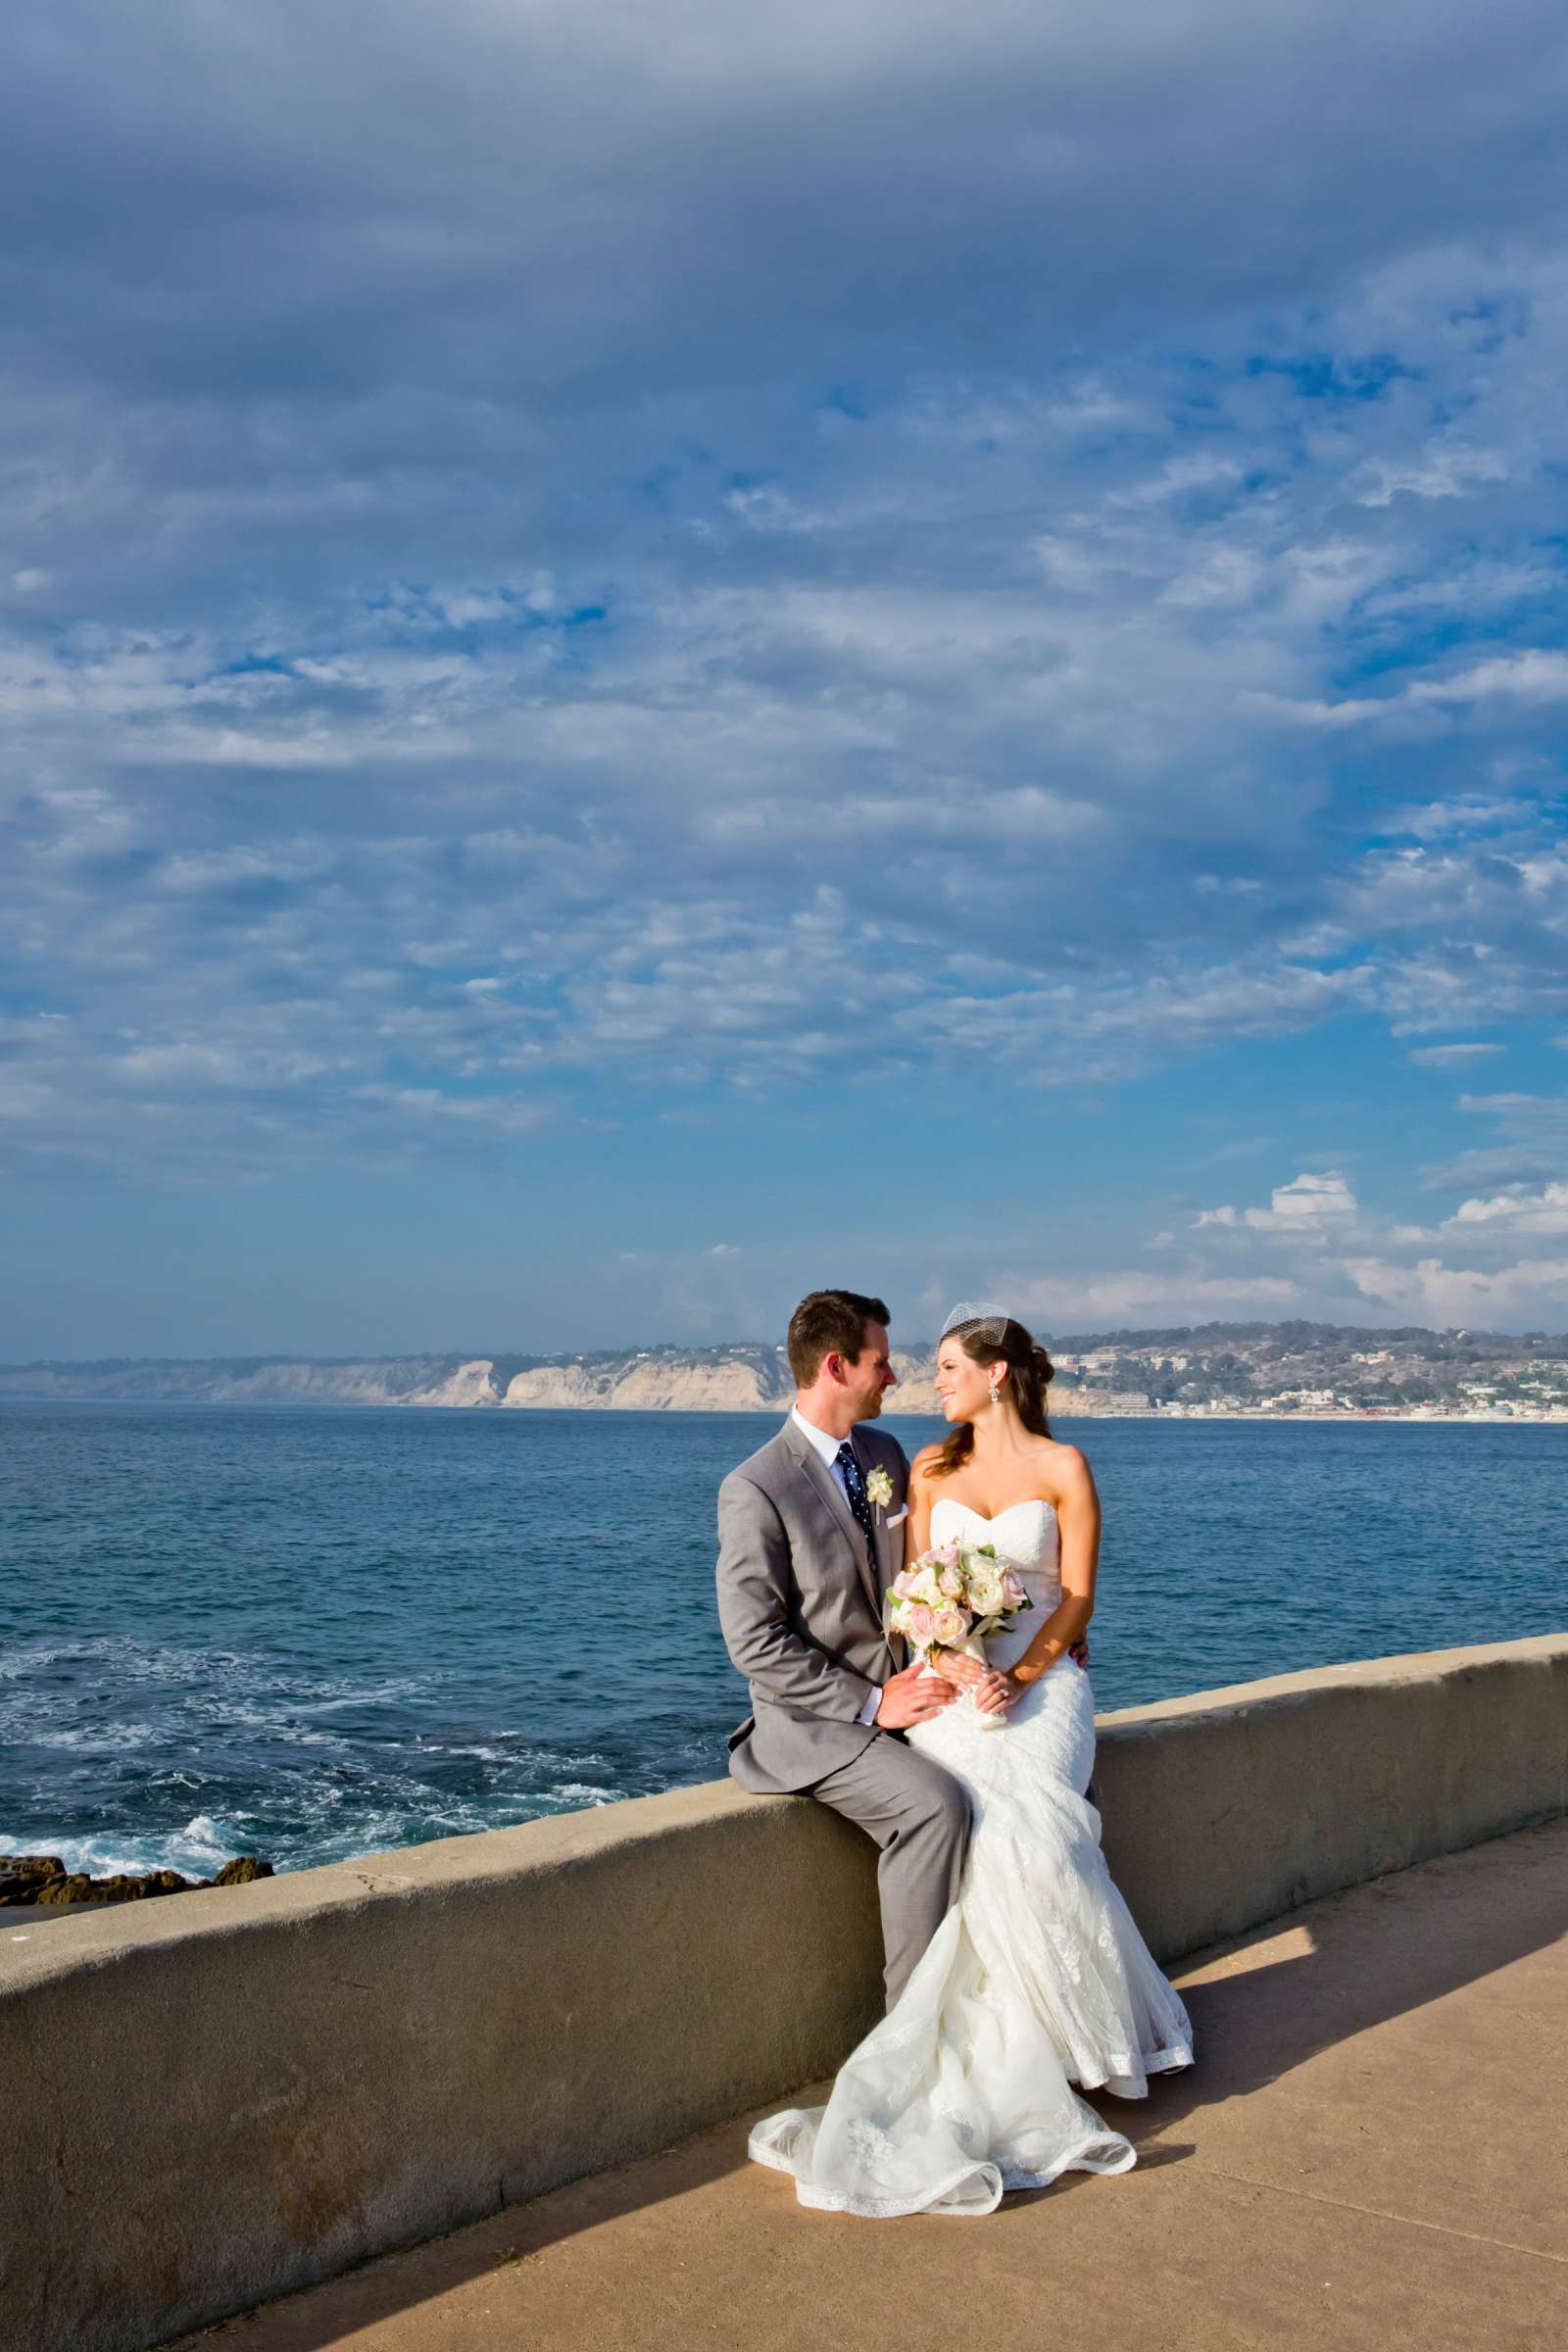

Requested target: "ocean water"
[{"left": 2, "top": 1403, "right": 1563, "bottom": 1881}]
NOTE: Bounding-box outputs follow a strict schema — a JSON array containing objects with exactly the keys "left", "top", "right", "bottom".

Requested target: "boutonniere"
[{"left": 864, "top": 1466, "right": 895, "bottom": 1509}]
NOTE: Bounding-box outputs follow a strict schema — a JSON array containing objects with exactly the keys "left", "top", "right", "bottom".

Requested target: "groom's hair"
[{"left": 787, "top": 1290, "right": 891, "bottom": 1387}]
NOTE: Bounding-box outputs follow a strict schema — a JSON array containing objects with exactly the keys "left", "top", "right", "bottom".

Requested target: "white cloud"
[
  {"left": 1407, "top": 1043, "right": 1505, "bottom": 1069},
  {"left": 1407, "top": 651, "right": 1568, "bottom": 707},
  {"left": 1354, "top": 444, "right": 1513, "bottom": 509},
  {"left": 1001, "top": 1270, "right": 1302, "bottom": 1326},
  {"left": 1249, "top": 1171, "right": 1357, "bottom": 1230},
  {"left": 1447, "top": 1182, "right": 1568, "bottom": 1235},
  {"left": 1197, "top": 1171, "right": 1358, "bottom": 1238},
  {"left": 1342, "top": 1254, "right": 1568, "bottom": 1323},
  {"left": 1257, "top": 651, "right": 1568, "bottom": 733},
  {"left": 1173, "top": 1129, "right": 1568, "bottom": 1336}
]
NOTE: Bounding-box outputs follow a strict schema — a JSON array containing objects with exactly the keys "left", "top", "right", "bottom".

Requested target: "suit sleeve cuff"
[{"left": 857, "top": 1686, "right": 882, "bottom": 1727}]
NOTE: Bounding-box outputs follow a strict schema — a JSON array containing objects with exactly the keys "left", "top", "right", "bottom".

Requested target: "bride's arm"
[{"left": 1007, "top": 1450, "right": 1101, "bottom": 1690}]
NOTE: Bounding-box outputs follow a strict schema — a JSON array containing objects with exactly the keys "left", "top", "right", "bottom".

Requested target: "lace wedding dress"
[{"left": 750, "top": 1495, "right": 1194, "bottom": 2217}]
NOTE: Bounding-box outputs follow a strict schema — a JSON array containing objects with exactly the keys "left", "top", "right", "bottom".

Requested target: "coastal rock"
[
  {"left": 211, "top": 1856, "right": 274, "bottom": 1886},
  {"left": 0, "top": 1855, "right": 68, "bottom": 1904},
  {"left": 0, "top": 1855, "right": 274, "bottom": 1907},
  {"left": 32, "top": 1869, "right": 196, "bottom": 1904},
  {"left": 31, "top": 1874, "right": 104, "bottom": 1905}
]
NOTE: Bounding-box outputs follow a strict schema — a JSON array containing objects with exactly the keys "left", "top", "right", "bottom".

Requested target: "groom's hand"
[
  {"left": 1069, "top": 1636, "right": 1091, "bottom": 1669},
  {"left": 875, "top": 1660, "right": 957, "bottom": 1729}
]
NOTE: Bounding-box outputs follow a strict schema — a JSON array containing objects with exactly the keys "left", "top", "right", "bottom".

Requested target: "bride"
[{"left": 750, "top": 1302, "right": 1193, "bottom": 2217}]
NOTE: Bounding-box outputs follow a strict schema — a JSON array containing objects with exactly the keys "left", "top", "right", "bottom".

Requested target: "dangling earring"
[{"left": 988, "top": 1378, "right": 1002, "bottom": 1405}]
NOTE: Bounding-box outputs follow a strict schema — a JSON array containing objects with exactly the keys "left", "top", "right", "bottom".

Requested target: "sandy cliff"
[
  {"left": 0, "top": 1348, "right": 1117, "bottom": 1413},
  {"left": 497, "top": 1352, "right": 1096, "bottom": 1414},
  {"left": 502, "top": 1356, "right": 784, "bottom": 1411},
  {"left": 0, "top": 1355, "right": 507, "bottom": 1406},
  {"left": 403, "top": 1359, "right": 503, "bottom": 1407}
]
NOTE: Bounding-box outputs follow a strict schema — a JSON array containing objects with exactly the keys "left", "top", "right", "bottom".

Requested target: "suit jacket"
[{"left": 715, "top": 1414, "right": 909, "bottom": 1794}]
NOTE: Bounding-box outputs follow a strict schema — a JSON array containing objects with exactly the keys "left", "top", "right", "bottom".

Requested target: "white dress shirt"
[{"left": 791, "top": 1405, "right": 884, "bottom": 1727}]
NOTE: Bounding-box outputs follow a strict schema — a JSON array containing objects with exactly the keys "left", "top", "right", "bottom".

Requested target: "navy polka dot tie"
[{"left": 835, "top": 1441, "right": 877, "bottom": 1559}]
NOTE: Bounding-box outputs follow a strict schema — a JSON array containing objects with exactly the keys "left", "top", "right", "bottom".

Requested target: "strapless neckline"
[
  {"left": 933, "top": 1496, "right": 1053, "bottom": 1534},
  {"left": 929, "top": 1494, "right": 1059, "bottom": 1584}
]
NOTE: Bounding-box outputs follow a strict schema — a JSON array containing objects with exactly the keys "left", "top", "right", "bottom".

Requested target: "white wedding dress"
[{"left": 750, "top": 1496, "right": 1194, "bottom": 2217}]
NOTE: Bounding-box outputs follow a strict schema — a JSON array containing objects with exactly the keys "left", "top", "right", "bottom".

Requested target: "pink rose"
[
  {"left": 893, "top": 1569, "right": 917, "bottom": 1599},
  {"left": 908, "top": 1603, "right": 937, "bottom": 1643},
  {"left": 932, "top": 1607, "right": 968, "bottom": 1646},
  {"left": 1002, "top": 1572, "right": 1028, "bottom": 1607},
  {"left": 932, "top": 1542, "right": 960, "bottom": 1570},
  {"left": 938, "top": 1565, "right": 964, "bottom": 1598}
]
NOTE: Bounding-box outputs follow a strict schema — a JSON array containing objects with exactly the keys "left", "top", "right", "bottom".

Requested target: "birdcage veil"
[{"left": 938, "top": 1300, "right": 1014, "bottom": 1347}]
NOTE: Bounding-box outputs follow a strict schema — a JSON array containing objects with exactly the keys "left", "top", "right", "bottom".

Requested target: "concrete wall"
[
  {"left": 1092, "top": 1636, "right": 1568, "bottom": 1957},
  {"left": 3, "top": 1635, "right": 1564, "bottom": 2352}
]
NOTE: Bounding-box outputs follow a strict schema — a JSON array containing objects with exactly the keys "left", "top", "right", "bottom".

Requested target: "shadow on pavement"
[{"left": 1059, "top": 1815, "right": 1568, "bottom": 2176}]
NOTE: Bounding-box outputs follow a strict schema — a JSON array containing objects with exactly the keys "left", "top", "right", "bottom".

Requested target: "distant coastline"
[{"left": 5, "top": 1320, "right": 1568, "bottom": 1423}]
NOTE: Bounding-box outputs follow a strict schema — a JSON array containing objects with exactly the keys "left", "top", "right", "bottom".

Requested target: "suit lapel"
[
  {"left": 780, "top": 1417, "right": 882, "bottom": 1617},
  {"left": 857, "top": 1436, "right": 904, "bottom": 1642}
]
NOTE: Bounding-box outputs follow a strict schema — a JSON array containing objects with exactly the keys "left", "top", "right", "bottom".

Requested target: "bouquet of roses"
[{"left": 887, "top": 1539, "right": 1032, "bottom": 1731}]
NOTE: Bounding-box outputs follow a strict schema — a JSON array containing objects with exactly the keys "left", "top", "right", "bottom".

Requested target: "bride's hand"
[
  {"left": 931, "top": 1649, "right": 985, "bottom": 1690},
  {"left": 974, "top": 1669, "right": 1022, "bottom": 1714}
]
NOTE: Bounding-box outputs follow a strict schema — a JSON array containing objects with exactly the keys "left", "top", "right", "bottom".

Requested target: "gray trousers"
[{"left": 810, "top": 1734, "right": 970, "bottom": 2005}]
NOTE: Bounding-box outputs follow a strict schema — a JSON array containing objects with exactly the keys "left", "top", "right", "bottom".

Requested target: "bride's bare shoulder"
[
  {"left": 908, "top": 1443, "right": 946, "bottom": 1482},
  {"left": 1029, "top": 1435, "right": 1096, "bottom": 1494}
]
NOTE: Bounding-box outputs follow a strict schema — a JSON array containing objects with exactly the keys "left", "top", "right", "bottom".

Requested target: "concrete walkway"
[{"left": 179, "top": 1820, "right": 1568, "bottom": 2352}]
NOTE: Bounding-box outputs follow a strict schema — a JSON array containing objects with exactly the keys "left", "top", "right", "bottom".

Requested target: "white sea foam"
[
  {"left": 0, "top": 1835, "right": 164, "bottom": 1879},
  {"left": 0, "top": 1818, "right": 250, "bottom": 1880},
  {"left": 17, "top": 1720, "right": 164, "bottom": 1753},
  {"left": 214, "top": 1703, "right": 352, "bottom": 1750}
]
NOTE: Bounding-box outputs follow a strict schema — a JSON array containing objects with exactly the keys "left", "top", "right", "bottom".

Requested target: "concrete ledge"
[
  {"left": 2, "top": 1636, "right": 1564, "bottom": 2352},
  {"left": 1093, "top": 1635, "right": 1568, "bottom": 1957}
]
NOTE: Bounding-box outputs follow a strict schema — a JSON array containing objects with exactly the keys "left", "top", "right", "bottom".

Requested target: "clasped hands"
[
  {"left": 931, "top": 1649, "right": 1023, "bottom": 1715},
  {"left": 876, "top": 1633, "right": 1090, "bottom": 1727},
  {"left": 933, "top": 1634, "right": 1092, "bottom": 1715}
]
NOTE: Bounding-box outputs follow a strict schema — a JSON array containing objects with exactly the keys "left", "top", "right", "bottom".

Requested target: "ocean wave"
[
  {"left": 0, "top": 1811, "right": 256, "bottom": 1882},
  {"left": 0, "top": 1633, "right": 441, "bottom": 1709},
  {"left": 3, "top": 1769, "right": 678, "bottom": 1880}
]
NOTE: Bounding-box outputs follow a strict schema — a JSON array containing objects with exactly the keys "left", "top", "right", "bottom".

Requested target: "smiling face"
[
  {"left": 934, "top": 1336, "right": 1005, "bottom": 1422},
  {"left": 844, "top": 1320, "right": 898, "bottom": 1422}
]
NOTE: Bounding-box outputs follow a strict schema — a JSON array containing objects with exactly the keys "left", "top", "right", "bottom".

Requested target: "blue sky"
[{"left": 4, "top": 0, "right": 1568, "bottom": 1355}]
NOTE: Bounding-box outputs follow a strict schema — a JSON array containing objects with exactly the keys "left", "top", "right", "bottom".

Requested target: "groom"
[{"left": 715, "top": 1289, "right": 968, "bottom": 2005}]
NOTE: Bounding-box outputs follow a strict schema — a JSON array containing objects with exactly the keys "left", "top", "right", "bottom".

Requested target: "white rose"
[{"left": 966, "top": 1569, "right": 1005, "bottom": 1617}]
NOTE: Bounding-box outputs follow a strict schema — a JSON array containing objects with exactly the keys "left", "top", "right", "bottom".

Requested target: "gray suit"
[{"left": 716, "top": 1413, "right": 969, "bottom": 2003}]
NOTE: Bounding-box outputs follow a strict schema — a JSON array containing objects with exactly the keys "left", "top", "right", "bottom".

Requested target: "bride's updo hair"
[{"left": 927, "top": 1315, "right": 1054, "bottom": 1479}]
